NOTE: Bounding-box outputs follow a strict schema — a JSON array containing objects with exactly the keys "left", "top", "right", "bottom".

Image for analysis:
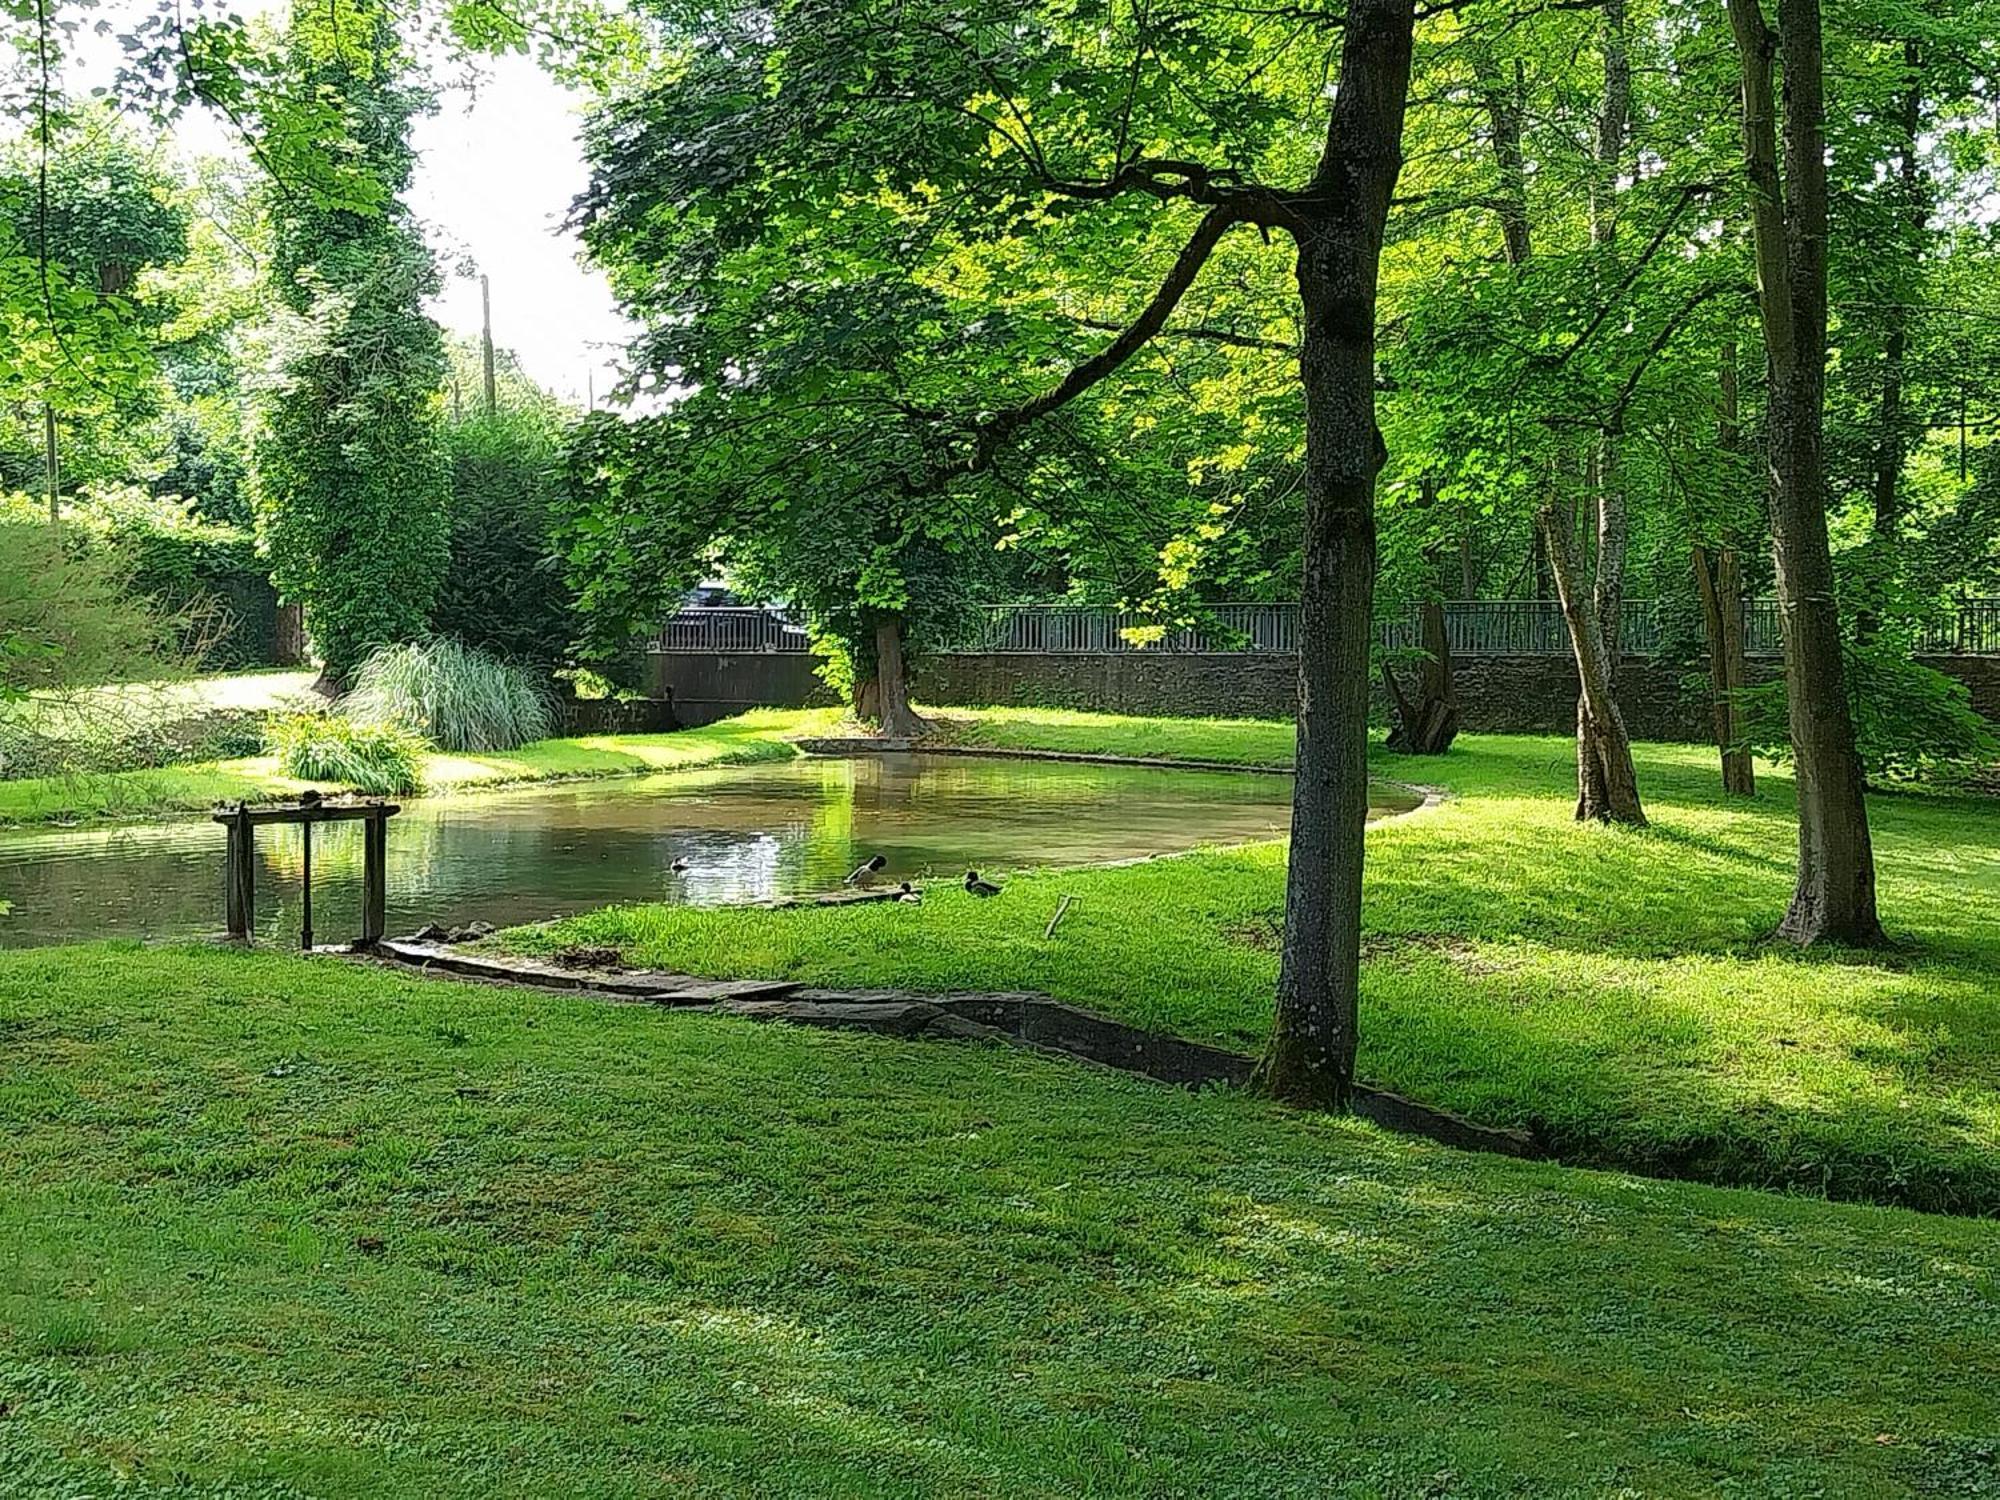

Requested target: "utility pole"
[
  {"left": 480, "top": 274, "right": 498, "bottom": 416},
  {"left": 42, "top": 402, "right": 58, "bottom": 526}
]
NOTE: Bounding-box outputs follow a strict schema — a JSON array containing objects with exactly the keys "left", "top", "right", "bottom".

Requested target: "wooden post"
[
  {"left": 361, "top": 808, "right": 387, "bottom": 945},
  {"left": 299, "top": 820, "right": 314, "bottom": 952},
  {"left": 215, "top": 800, "right": 399, "bottom": 947},
  {"left": 225, "top": 807, "right": 255, "bottom": 939}
]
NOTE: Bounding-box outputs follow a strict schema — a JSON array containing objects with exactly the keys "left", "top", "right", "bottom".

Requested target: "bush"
[
  {"left": 435, "top": 410, "right": 575, "bottom": 663},
  {"left": 1, "top": 485, "right": 280, "bottom": 669},
  {"left": 264, "top": 712, "right": 426, "bottom": 795},
  {"left": 1739, "top": 634, "right": 1998, "bottom": 786},
  {"left": 340, "top": 637, "right": 555, "bottom": 752},
  {"left": 0, "top": 703, "right": 269, "bottom": 779}
]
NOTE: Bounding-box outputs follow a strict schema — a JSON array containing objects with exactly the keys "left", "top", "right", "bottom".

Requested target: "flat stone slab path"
[{"left": 365, "top": 938, "right": 1537, "bottom": 1161}]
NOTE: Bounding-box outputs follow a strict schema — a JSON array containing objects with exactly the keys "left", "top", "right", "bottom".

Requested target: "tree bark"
[
  {"left": 1382, "top": 598, "right": 1459, "bottom": 754},
  {"left": 1539, "top": 503, "right": 1645, "bottom": 824},
  {"left": 1694, "top": 543, "right": 1756, "bottom": 795},
  {"left": 1477, "top": 54, "right": 1532, "bottom": 267},
  {"left": 1384, "top": 479, "right": 1459, "bottom": 755},
  {"left": 864, "top": 614, "right": 928, "bottom": 739},
  {"left": 1252, "top": 0, "right": 1417, "bottom": 1111},
  {"left": 1727, "top": 0, "right": 1883, "bottom": 946},
  {"left": 1696, "top": 343, "right": 1755, "bottom": 795}
]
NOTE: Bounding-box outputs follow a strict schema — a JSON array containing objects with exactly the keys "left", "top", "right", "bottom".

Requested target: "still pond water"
[{"left": 0, "top": 754, "right": 1418, "bottom": 948}]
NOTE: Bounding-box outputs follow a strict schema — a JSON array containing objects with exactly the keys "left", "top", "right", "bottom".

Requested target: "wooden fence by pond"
[{"left": 652, "top": 599, "right": 2000, "bottom": 658}]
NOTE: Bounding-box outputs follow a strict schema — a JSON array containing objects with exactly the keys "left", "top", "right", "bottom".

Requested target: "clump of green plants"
[
  {"left": 264, "top": 712, "right": 426, "bottom": 795},
  {"left": 340, "top": 637, "right": 555, "bottom": 753}
]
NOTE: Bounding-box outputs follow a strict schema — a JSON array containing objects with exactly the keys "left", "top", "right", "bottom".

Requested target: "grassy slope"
[
  {"left": 3, "top": 944, "right": 1996, "bottom": 1498},
  {"left": 507, "top": 711, "right": 2000, "bottom": 1214},
  {"left": 0, "top": 710, "right": 841, "bottom": 827}
]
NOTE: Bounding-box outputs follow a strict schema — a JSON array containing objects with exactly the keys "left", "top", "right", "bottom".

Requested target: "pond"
[{"left": 0, "top": 753, "right": 1420, "bottom": 949}]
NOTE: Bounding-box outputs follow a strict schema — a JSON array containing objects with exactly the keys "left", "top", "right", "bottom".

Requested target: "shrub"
[
  {"left": 1738, "top": 634, "right": 1998, "bottom": 786},
  {"left": 340, "top": 637, "right": 555, "bottom": 752},
  {"left": 264, "top": 712, "right": 426, "bottom": 795},
  {"left": 0, "top": 485, "right": 280, "bottom": 669},
  {"left": 435, "top": 409, "right": 575, "bottom": 663}
]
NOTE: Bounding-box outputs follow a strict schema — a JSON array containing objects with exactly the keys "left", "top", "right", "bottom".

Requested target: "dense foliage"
[
  {"left": 263, "top": 709, "right": 427, "bottom": 794},
  {"left": 252, "top": 1, "right": 450, "bottom": 686},
  {"left": 436, "top": 397, "right": 575, "bottom": 664}
]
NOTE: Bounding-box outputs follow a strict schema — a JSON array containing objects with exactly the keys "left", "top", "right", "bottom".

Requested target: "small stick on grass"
[{"left": 1044, "top": 894, "right": 1075, "bottom": 940}]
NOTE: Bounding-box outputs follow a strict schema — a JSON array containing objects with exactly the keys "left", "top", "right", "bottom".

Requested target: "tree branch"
[{"left": 915, "top": 203, "right": 1250, "bottom": 488}]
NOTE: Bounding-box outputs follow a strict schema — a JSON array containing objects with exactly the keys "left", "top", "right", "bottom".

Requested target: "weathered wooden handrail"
[{"left": 212, "top": 798, "right": 400, "bottom": 949}]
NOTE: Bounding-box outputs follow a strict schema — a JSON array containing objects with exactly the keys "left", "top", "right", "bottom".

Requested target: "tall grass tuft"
[
  {"left": 265, "top": 713, "right": 426, "bottom": 795},
  {"left": 341, "top": 637, "right": 556, "bottom": 753}
]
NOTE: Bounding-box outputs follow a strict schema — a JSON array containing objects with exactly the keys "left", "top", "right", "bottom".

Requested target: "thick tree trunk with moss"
[
  {"left": 861, "top": 614, "right": 929, "bottom": 740},
  {"left": 1251, "top": 0, "right": 1416, "bottom": 1112},
  {"left": 1727, "top": 0, "right": 1883, "bottom": 946}
]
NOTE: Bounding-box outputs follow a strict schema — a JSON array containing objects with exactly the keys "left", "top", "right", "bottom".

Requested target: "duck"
[
  {"left": 297, "top": 788, "right": 324, "bottom": 808},
  {"left": 964, "top": 870, "right": 1002, "bottom": 898},
  {"left": 844, "top": 853, "right": 887, "bottom": 887},
  {"left": 896, "top": 882, "right": 922, "bottom": 905},
  {"left": 670, "top": 857, "right": 691, "bottom": 874}
]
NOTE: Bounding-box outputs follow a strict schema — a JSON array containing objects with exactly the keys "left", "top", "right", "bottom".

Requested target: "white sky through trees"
[{"left": 69, "top": 2, "right": 634, "bottom": 408}]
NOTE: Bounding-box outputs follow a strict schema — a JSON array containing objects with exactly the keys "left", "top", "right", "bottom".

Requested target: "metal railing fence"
[{"left": 650, "top": 599, "right": 2000, "bottom": 657}]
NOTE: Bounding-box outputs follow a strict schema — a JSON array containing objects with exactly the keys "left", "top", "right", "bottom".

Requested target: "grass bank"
[
  {"left": 3, "top": 943, "right": 1996, "bottom": 1496},
  {"left": 0, "top": 709, "right": 841, "bottom": 827},
  {"left": 505, "top": 709, "right": 2000, "bottom": 1215}
]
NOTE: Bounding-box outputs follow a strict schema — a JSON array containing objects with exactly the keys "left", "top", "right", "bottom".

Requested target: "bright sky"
[
  {"left": 407, "top": 55, "right": 637, "bottom": 408},
  {"left": 73, "top": 6, "right": 636, "bottom": 408}
]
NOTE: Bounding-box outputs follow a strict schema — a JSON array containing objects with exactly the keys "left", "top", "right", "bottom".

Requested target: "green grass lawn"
[
  {"left": 0, "top": 709, "right": 843, "bottom": 827},
  {"left": 3, "top": 943, "right": 1997, "bottom": 1497},
  {"left": 503, "top": 710, "right": 2000, "bottom": 1215}
]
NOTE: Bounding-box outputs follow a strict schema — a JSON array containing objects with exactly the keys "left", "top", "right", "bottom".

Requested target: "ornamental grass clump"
[
  {"left": 341, "top": 637, "right": 555, "bottom": 753},
  {"left": 264, "top": 713, "right": 426, "bottom": 796}
]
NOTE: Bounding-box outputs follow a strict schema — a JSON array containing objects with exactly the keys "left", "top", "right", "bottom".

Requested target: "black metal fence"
[
  {"left": 651, "top": 599, "right": 2000, "bottom": 657},
  {"left": 652, "top": 608, "right": 812, "bottom": 653}
]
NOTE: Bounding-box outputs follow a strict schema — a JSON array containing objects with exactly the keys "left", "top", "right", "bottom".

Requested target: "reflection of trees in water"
[{"left": 0, "top": 756, "right": 1318, "bottom": 947}]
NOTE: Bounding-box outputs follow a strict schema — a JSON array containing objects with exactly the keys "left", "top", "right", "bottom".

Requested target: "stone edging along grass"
[{"left": 359, "top": 937, "right": 1535, "bottom": 1162}]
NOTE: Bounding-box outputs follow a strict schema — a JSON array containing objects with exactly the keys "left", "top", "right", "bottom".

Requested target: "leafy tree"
[
  {"left": 253, "top": 0, "right": 449, "bottom": 687},
  {"left": 568, "top": 0, "right": 1420, "bottom": 1107}
]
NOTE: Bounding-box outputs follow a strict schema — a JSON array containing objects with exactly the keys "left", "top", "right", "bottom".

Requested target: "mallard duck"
[
  {"left": 844, "top": 853, "right": 887, "bottom": 887},
  {"left": 670, "top": 857, "right": 690, "bottom": 874},
  {"left": 297, "top": 788, "right": 324, "bottom": 808},
  {"left": 896, "top": 882, "right": 921, "bottom": 905},
  {"left": 964, "top": 870, "right": 1002, "bottom": 898}
]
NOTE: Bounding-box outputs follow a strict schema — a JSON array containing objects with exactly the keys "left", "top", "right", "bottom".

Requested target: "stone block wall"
[{"left": 649, "top": 647, "right": 1999, "bottom": 739}]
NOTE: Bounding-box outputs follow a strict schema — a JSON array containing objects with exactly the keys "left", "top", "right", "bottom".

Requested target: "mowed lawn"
[
  {"left": 2, "top": 945, "right": 1997, "bottom": 1497},
  {"left": 508, "top": 713, "right": 2000, "bottom": 1214},
  {"left": 0, "top": 708, "right": 843, "bottom": 826}
]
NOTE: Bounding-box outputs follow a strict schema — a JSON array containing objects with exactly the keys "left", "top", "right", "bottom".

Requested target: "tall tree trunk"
[
  {"left": 1384, "top": 478, "right": 1460, "bottom": 755},
  {"left": 1540, "top": 503, "right": 1645, "bottom": 824},
  {"left": 864, "top": 614, "right": 928, "bottom": 739},
  {"left": 1574, "top": 0, "right": 1636, "bottom": 822},
  {"left": 1726, "top": 0, "right": 1883, "bottom": 946},
  {"left": 1697, "top": 343, "right": 1755, "bottom": 795},
  {"left": 1694, "top": 543, "right": 1756, "bottom": 794},
  {"left": 1253, "top": 0, "right": 1417, "bottom": 1111},
  {"left": 1477, "top": 54, "right": 1532, "bottom": 267}
]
